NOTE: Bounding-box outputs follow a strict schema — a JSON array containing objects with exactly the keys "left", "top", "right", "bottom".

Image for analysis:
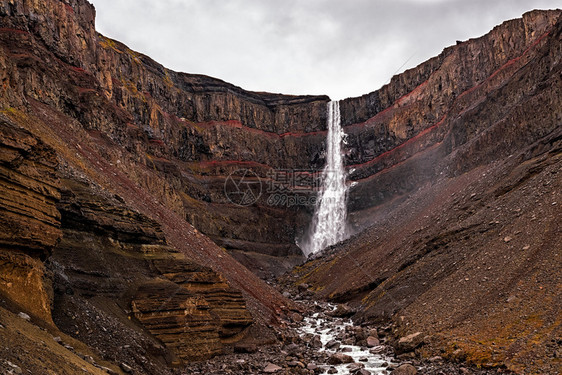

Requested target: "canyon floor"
[{"left": 0, "top": 279, "right": 518, "bottom": 375}]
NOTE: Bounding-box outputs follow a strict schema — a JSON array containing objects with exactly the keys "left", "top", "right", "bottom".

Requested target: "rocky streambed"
[
  {"left": 184, "top": 294, "right": 504, "bottom": 375},
  {"left": 297, "top": 303, "right": 394, "bottom": 375},
  {"left": 184, "top": 299, "right": 408, "bottom": 375}
]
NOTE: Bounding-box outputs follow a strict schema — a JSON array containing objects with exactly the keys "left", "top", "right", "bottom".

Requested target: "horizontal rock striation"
[
  {"left": 1, "top": 1, "right": 561, "bottom": 373},
  {"left": 0, "top": 116, "right": 61, "bottom": 323},
  {"left": 1, "top": 0, "right": 289, "bottom": 336},
  {"left": 51, "top": 178, "right": 253, "bottom": 365},
  {"left": 344, "top": 10, "right": 562, "bottom": 215},
  {"left": 0, "top": 116, "right": 61, "bottom": 257},
  {"left": 3, "top": 0, "right": 558, "bottom": 274},
  {"left": 151, "top": 257, "right": 253, "bottom": 342},
  {"left": 131, "top": 280, "right": 223, "bottom": 363},
  {"left": 290, "top": 11, "right": 562, "bottom": 374},
  {"left": 0, "top": 0, "right": 329, "bottom": 269}
]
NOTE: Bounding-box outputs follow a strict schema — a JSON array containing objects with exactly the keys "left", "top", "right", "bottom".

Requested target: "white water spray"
[{"left": 302, "top": 101, "right": 349, "bottom": 256}]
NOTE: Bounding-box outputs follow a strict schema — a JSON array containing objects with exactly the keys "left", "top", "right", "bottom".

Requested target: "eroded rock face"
[
  {"left": 343, "top": 10, "right": 562, "bottom": 217},
  {"left": 50, "top": 178, "right": 252, "bottom": 364},
  {"left": 151, "top": 258, "right": 253, "bottom": 341},
  {"left": 0, "top": 117, "right": 60, "bottom": 323},
  {"left": 0, "top": 117, "right": 61, "bottom": 257},
  {"left": 131, "top": 280, "right": 223, "bottom": 363},
  {"left": 2, "top": 0, "right": 558, "bottom": 275},
  {"left": 0, "top": 0, "right": 326, "bottom": 269},
  {"left": 2, "top": 3, "right": 288, "bottom": 363}
]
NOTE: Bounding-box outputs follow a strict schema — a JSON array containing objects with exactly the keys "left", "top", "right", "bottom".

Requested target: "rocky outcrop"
[
  {"left": 131, "top": 279, "right": 223, "bottom": 363},
  {"left": 1, "top": 0, "right": 289, "bottom": 336},
  {"left": 50, "top": 178, "right": 253, "bottom": 366},
  {"left": 151, "top": 257, "right": 253, "bottom": 341},
  {"left": 0, "top": 116, "right": 60, "bottom": 323},
  {"left": 0, "top": 116, "right": 60, "bottom": 257}
]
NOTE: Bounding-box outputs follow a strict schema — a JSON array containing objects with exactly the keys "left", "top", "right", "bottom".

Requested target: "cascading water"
[{"left": 302, "top": 100, "right": 349, "bottom": 256}]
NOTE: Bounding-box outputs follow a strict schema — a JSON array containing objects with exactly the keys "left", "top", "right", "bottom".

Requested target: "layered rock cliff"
[
  {"left": 0, "top": 0, "right": 295, "bottom": 371},
  {"left": 3, "top": 0, "right": 557, "bottom": 278},
  {"left": 0, "top": 0, "right": 561, "bottom": 373},
  {"left": 0, "top": 116, "right": 60, "bottom": 323},
  {"left": 0, "top": 0, "right": 333, "bottom": 276},
  {"left": 290, "top": 10, "right": 562, "bottom": 375}
]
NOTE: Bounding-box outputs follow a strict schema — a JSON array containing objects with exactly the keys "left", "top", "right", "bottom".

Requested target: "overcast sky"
[{"left": 89, "top": 0, "right": 561, "bottom": 100}]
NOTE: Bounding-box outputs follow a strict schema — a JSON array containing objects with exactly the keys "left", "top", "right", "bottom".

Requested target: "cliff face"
[
  {"left": 343, "top": 10, "right": 561, "bottom": 218},
  {"left": 1, "top": 0, "right": 331, "bottom": 274},
  {"left": 290, "top": 11, "right": 562, "bottom": 374},
  {"left": 0, "top": 0, "right": 293, "bottom": 371},
  {"left": 0, "top": 116, "right": 60, "bottom": 323},
  {"left": 51, "top": 178, "right": 252, "bottom": 365},
  {"left": 0, "top": 0, "right": 561, "bottom": 373},
  {"left": 2, "top": 0, "right": 556, "bottom": 277}
]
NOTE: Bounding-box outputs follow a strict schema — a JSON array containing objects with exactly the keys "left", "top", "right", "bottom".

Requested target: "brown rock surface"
[
  {"left": 391, "top": 364, "right": 418, "bottom": 375},
  {"left": 2, "top": 0, "right": 559, "bottom": 278},
  {"left": 0, "top": 0, "right": 289, "bottom": 339},
  {"left": 0, "top": 0, "right": 561, "bottom": 373},
  {"left": 152, "top": 257, "right": 253, "bottom": 341},
  {"left": 0, "top": 117, "right": 60, "bottom": 323},
  {"left": 0, "top": 305, "right": 119, "bottom": 375},
  {"left": 131, "top": 279, "right": 223, "bottom": 362},
  {"left": 49, "top": 177, "right": 253, "bottom": 367},
  {"left": 0, "top": 117, "right": 60, "bottom": 257},
  {"left": 327, "top": 352, "right": 354, "bottom": 365},
  {"left": 290, "top": 11, "right": 562, "bottom": 374}
]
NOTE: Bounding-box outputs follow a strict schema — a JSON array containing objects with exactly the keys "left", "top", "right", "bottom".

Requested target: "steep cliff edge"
[
  {"left": 2, "top": 1, "right": 558, "bottom": 277},
  {"left": 1, "top": 0, "right": 561, "bottom": 373},
  {"left": 0, "top": 0, "right": 296, "bottom": 371},
  {"left": 0, "top": 0, "right": 331, "bottom": 276},
  {"left": 290, "top": 11, "right": 562, "bottom": 375}
]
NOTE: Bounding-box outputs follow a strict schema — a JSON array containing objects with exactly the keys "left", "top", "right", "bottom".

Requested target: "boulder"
[
  {"left": 311, "top": 335, "right": 323, "bottom": 348},
  {"left": 328, "top": 304, "right": 355, "bottom": 318},
  {"left": 263, "top": 363, "right": 282, "bottom": 373},
  {"left": 397, "top": 332, "right": 424, "bottom": 353},
  {"left": 366, "top": 336, "right": 380, "bottom": 347},
  {"left": 327, "top": 353, "right": 354, "bottom": 365},
  {"left": 325, "top": 339, "right": 340, "bottom": 350},
  {"left": 347, "top": 362, "right": 365, "bottom": 372},
  {"left": 391, "top": 364, "right": 417, "bottom": 375}
]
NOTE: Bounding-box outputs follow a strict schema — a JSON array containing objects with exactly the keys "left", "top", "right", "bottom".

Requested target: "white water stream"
[
  {"left": 302, "top": 101, "right": 349, "bottom": 256},
  {"left": 298, "top": 304, "right": 391, "bottom": 374}
]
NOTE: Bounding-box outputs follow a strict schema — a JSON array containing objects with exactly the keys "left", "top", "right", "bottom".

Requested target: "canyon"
[{"left": 0, "top": 0, "right": 560, "bottom": 374}]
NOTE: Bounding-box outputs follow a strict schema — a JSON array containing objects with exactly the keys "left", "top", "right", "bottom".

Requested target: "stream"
[{"left": 298, "top": 304, "right": 393, "bottom": 375}]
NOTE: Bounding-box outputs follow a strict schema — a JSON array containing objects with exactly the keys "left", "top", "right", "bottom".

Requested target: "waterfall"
[{"left": 302, "top": 100, "right": 349, "bottom": 256}]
